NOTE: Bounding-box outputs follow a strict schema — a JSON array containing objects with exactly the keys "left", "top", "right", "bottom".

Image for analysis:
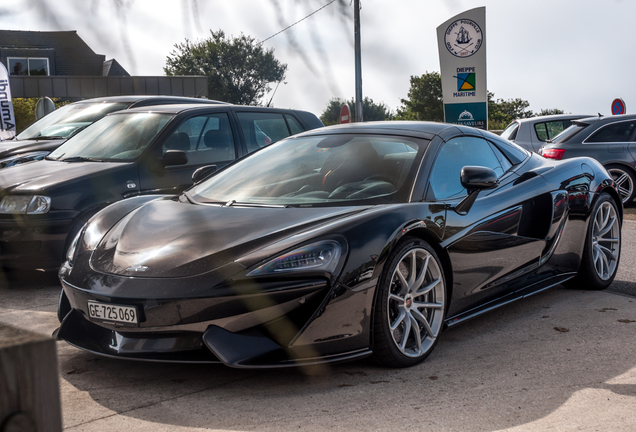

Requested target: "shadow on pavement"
[{"left": 55, "top": 287, "right": 636, "bottom": 431}]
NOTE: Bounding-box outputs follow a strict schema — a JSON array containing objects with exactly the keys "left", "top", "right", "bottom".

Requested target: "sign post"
[
  {"left": 437, "top": 7, "right": 488, "bottom": 130},
  {"left": 0, "top": 62, "right": 16, "bottom": 140},
  {"left": 340, "top": 104, "right": 351, "bottom": 124},
  {"left": 611, "top": 98, "right": 626, "bottom": 115}
]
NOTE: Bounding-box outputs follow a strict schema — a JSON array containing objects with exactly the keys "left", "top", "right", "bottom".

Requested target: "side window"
[
  {"left": 163, "top": 113, "right": 236, "bottom": 165},
  {"left": 237, "top": 112, "right": 296, "bottom": 153},
  {"left": 586, "top": 121, "right": 636, "bottom": 143},
  {"left": 535, "top": 121, "right": 571, "bottom": 142},
  {"left": 428, "top": 136, "right": 505, "bottom": 200},
  {"left": 535, "top": 123, "right": 548, "bottom": 141},
  {"left": 285, "top": 114, "right": 304, "bottom": 135}
]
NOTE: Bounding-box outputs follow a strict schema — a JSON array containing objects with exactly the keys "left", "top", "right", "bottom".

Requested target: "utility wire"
[{"left": 258, "top": 0, "right": 338, "bottom": 45}]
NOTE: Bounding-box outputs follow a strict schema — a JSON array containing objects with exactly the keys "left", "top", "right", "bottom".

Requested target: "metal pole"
[{"left": 354, "top": 0, "right": 363, "bottom": 122}]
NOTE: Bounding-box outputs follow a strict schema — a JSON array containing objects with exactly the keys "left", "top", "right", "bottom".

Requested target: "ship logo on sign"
[
  {"left": 454, "top": 73, "right": 475, "bottom": 91},
  {"left": 458, "top": 110, "right": 474, "bottom": 121},
  {"left": 444, "top": 19, "right": 483, "bottom": 58}
]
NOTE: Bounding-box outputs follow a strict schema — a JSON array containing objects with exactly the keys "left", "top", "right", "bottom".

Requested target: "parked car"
[
  {"left": 0, "top": 95, "right": 226, "bottom": 169},
  {"left": 540, "top": 114, "right": 636, "bottom": 204},
  {"left": 501, "top": 114, "right": 593, "bottom": 153},
  {"left": 0, "top": 104, "right": 323, "bottom": 270},
  {"left": 54, "top": 121, "right": 622, "bottom": 369}
]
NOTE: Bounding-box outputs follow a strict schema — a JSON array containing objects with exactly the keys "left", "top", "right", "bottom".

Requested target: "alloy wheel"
[
  {"left": 592, "top": 201, "right": 620, "bottom": 280},
  {"left": 387, "top": 247, "right": 445, "bottom": 358},
  {"left": 607, "top": 167, "right": 634, "bottom": 204}
]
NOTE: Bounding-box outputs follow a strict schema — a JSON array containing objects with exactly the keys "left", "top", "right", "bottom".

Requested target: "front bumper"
[
  {"left": 0, "top": 212, "right": 75, "bottom": 269},
  {"left": 55, "top": 274, "right": 371, "bottom": 367}
]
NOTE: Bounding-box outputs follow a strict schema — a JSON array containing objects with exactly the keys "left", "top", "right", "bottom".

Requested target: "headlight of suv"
[
  {"left": 0, "top": 195, "right": 52, "bottom": 214},
  {"left": 0, "top": 151, "right": 50, "bottom": 169},
  {"left": 247, "top": 240, "right": 342, "bottom": 276}
]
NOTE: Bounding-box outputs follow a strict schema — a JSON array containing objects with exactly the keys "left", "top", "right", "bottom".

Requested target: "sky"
[{"left": 0, "top": 0, "right": 634, "bottom": 118}]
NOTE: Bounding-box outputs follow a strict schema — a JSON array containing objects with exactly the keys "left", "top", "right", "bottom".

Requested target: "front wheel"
[
  {"left": 567, "top": 193, "right": 621, "bottom": 290},
  {"left": 372, "top": 237, "right": 446, "bottom": 368}
]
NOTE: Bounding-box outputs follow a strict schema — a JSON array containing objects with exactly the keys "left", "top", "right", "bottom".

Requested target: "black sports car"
[{"left": 55, "top": 121, "right": 622, "bottom": 368}]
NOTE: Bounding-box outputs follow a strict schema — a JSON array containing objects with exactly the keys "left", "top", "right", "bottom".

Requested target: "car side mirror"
[
  {"left": 454, "top": 166, "right": 499, "bottom": 215},
  {"left": 192, "top": 165, "right": 217, "bottom": 184},
  {"left": 162, "top": 150, "right": 188, "bottom": 167}
]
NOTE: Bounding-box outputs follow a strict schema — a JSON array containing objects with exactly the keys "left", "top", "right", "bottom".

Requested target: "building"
[{"left": 0, "top": 30, "right": 207, "bottom": 99}]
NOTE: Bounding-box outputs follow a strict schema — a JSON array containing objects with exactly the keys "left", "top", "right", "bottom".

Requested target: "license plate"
[{"left": 87, "top": 301, "right": 138, "bottom": 325}]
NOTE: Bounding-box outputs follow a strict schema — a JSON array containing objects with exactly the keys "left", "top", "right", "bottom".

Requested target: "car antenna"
[{"left": 266, "top": 78, "right": 287, "bottom": 107}]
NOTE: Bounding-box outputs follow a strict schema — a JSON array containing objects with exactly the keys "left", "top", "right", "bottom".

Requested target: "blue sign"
[
  {"left": 611, "top": 98, "right": 626, "bottom": 115},
  {"left": 444, "top": 102, "right": 487, "bottom": 129}
]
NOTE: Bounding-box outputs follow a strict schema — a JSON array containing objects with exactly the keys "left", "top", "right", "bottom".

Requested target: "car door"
[
  {"left": 137, "top": 112, "right": 239, "bottom": 194},
  {"left": 426, "top": 134, "right": 551, "bottom": 316}
]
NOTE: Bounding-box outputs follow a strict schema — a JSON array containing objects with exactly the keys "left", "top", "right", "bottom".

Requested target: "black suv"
[
  {"left": 540, "top": 114, "right": 636, "bottom": 204},
  {"left": 0, "top": 104, "right": 323, "bottom": 270},
  {"left": 0, "top": 95, "right": 225, "bottom": 169}
]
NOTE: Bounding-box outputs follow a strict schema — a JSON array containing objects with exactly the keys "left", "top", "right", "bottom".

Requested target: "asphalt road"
[{"left": 1, "top": 223, "right": 635, "bottom": 431}]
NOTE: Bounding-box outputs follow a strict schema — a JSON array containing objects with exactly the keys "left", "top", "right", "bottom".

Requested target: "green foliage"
[
  {"left": 537, "top": 108, "right": 565, "bottom": 116},
  {"left": 396, "top": 72, "right": 565, "bottom": 131},
  {"left": 487, "top": 91, "right": 534, "bottom": 129},
  {"left": 396, "top": 72, "right": 443, "bottom": 122},
  {"left": 164, "top": 30, "right": 287, "bottom": 105},
  {"left": 13, "top": 98, "right": 71, "bottom": 134},
  {"left": 320, "top": 97, "right": 393, "bottom": 126}
]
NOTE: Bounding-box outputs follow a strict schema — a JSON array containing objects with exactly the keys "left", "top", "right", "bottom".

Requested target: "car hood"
[
  {"left": 0, "top": 159, "right": 133, "bottom": 194},
  {"left": 90, "top": 198, "right": 366, "bottom": 278},
  {"left": 0, "top": 138, "right": 66, "bottom": 159}
]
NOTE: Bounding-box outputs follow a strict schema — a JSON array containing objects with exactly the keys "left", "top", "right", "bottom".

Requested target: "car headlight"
[
  {"left": 0, "top": 151, "right": 50, "bottom": 169},
  {"left": 66, "top": 227, "right": 84, "bottom": 266},
  {"left": 0, "top": 195, "right": 51, "bottom": 214},
  {"left": 247, "top": 240, "right": 342, "bottom": 276}
]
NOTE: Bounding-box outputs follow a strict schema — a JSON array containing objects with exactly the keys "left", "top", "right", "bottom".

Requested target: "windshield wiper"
[
  {"left": 60, "top": 156, "right": 101, "bottom": 162},
  {"left": 225, "top": 200, "right": 287, "bottom": 208},
  {"left": 34, "top": 135, "right": 65, "bottom": 140}
]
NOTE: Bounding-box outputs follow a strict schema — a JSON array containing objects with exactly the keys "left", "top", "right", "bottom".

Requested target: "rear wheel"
[
  {"left": 372, "top": 237, "right": 446, "bottom": 368},
  {"left": 606, "top": 165, "right": 636, "bottom": 205},
  {"left": 567, "top": 193, "right": 621, "bottom": 290}
]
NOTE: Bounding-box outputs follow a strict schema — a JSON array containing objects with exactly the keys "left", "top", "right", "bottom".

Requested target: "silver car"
[{"left": 500, "top": 114, "right": 593, "bottom": 153}]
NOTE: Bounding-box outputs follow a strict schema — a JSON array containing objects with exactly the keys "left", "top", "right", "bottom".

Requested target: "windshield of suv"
[
  {"left": 48, "top": 112, "right": 173, "bottom": 162},
  {"left": 17, "top": 102, "right": 131, "bottom": 140},
  {"left": 190, "top": 134, "right": 424, "bottom": 206}
]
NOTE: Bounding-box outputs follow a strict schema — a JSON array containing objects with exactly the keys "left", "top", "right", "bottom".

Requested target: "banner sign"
[
  {"left": 0, "top": 62, "right": 16, "bottom": 140},
  {"left": 437, "top": 7, "right": 487, "bottom": 130}
]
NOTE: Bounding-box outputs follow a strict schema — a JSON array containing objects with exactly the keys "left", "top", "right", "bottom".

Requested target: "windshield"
[
  {"left": 48, "top": 112, "right": 173, "bottom": 162},
  {"left": 190, "top": 134, "right": 424, "bottom": 206},
  {"left": 17, "top": 102, "right": 131, "bottom": 140},
  {"left": 551, "top": 124, "right": 587, "bottom": 144},
  {"left": 500, "top": 121, "right": 519, "bottom": 141}
]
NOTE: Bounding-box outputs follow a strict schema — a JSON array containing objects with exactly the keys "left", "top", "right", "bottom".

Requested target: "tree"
[
  {"left": 397, "top": 71, "right": 564, "bottom": 130},
  {"left": 164, "top": 30, "right": 287, "bottom": 105},
  {"left": 396, "top": 72, "right": 443, "bottom": 122},
  {"left": 488, "top": 92, "right": 534, "bottom": 129},
  {"left": 320, "top": 97, "right": 393, "bottom": 125},
  {"left": 537, "top": 108, "right": 565, "bottom": 116}
]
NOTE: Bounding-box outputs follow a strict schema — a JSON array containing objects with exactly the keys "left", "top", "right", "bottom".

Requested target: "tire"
[
  {"left": 372, "top": 237, "right": 446, "bottom": 368},
  {"left": 606, "top": 165, "right": 636, "bottom": 205},
  {"left": 566, "top": 193, "right": 621, "bottom": 290}
]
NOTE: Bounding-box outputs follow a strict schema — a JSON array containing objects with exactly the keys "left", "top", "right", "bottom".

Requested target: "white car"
[{"left": 500, "top": 114, "right": 593, "bottom": 153}]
